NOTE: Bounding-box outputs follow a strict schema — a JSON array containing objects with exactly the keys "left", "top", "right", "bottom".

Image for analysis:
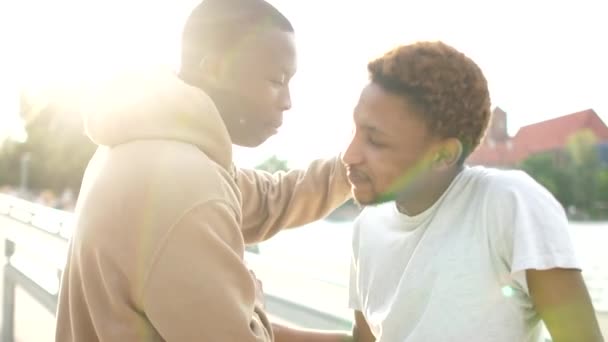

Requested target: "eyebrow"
[
  {"left": 263, "top": 65, "right": 295, "bottom": 76},
  {"left": 280, "top": 65, "right": 297, "bottom": 78}
]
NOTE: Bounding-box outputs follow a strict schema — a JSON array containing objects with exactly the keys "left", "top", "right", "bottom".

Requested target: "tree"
[
  {"left": 520, "top": 151, "right": 577, "bottom": 208},
  {"left": 565, "top": 129, "right": 601, "bottom": 213},
  {"left": 520, "top": 129, "right": 608, "bottom": 220},
  {"left": 0, "top": 140, "right": 24, "bottom": 187},
  {"left": 520, "top": 153, "right": 562, "bottom": 196},
  {"left": 0, "top": 99, "right": 96, "bottom": 195},
  {"left": 566, "top": 129, "right": 599, "bottom": 166},
  {"left": 597, "top": 169, "right": 608, "bottom": 212},
  {"left": 255, "top": 155, "right": 289, "bottom": 173}
]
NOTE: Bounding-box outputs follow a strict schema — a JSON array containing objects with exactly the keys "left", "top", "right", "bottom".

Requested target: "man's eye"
[
  {"left": 367, "top": 137, "right": 386, "bottom": 148},
  {"left": 268, "top": 77, "right": 285, "bottom": 86}
]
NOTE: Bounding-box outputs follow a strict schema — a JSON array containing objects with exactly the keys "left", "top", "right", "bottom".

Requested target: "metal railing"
[
  {"left": 2, "top": 194, "right": 608, "bottom": 341},
  {"left": 2, "top": 240, "right": 61, "bottom": 341},
  {"left": 0, "top": 195, "right": 72, "bottom": 342},
  {"left": 0, "top": 194, "right": 351, "bottom": 341}
]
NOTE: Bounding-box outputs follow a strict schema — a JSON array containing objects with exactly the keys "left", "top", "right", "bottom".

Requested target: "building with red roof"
[{"left": 468, "top": 108, "right": 608, "bottom": 167}]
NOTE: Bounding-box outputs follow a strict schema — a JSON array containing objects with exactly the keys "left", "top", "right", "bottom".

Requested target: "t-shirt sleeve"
[{"left": 486, "top": 170, "right": 581, "bottom": 291}]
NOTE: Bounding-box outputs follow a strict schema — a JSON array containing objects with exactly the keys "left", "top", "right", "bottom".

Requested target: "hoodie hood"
[{"left": 82, "top": 69, "right": 232, "bottom": 170}]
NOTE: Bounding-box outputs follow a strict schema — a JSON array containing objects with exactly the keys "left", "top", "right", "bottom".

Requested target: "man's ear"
[
  {"left": 198, "top": 53, "right": 226, "bottom": 87},
  {"left": 432, "top": 138, "right": 463, "bottom": 169}
]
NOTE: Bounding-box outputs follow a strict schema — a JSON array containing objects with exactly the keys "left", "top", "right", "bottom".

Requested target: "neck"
[{"left": 396, "top": 165, "right": 463, "bottom": 216}]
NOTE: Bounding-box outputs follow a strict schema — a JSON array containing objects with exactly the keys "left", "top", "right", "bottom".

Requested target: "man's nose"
[
  {"left": 342, "top": 136, "right": 363, "bottom": 166},
  {"left": 280, "top": 87, "right": 291, "bottom": 111}
]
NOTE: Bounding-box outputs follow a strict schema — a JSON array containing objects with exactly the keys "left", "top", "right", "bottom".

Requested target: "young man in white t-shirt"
[{"left": 272, "top": 41, "right": 604, "bottom": 341}]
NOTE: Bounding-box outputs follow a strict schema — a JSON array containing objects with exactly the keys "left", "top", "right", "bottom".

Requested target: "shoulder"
[
  {"left": 468, "top": 167, "right": 568, "bottom": 239},
  {"left": 465, "top": 166, "right": 562, "bottom": 212},
  {"left": 110, "top": 140, "right": 241, "bottom": 210}
]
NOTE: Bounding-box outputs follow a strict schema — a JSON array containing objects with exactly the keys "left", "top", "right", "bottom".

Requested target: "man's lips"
[
  {"left": 264, "top": 120, "right": 283, "bottom": 134},
  {"left": 347, "top": 169, "right": 369, "bottom": 185}
]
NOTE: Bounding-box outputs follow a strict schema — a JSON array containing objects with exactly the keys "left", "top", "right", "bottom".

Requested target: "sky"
[{"left": 1, "top": 0, "right": 607, "bottom": 168}]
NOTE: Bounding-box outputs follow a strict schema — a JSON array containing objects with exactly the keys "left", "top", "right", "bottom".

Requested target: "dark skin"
[
  {"left": 275, "top": 82, "right": 603, "bottom": 341},
  {"left": 528, "top": 268, "right": 604, "bottom": 342},
  {"left": 270, "top": 311, "right": 373, "bottom": 342},
  {"left": 342, "top": 82, "right": 462, "bottom": 214},
  {"left": 271, "top": 311, "right": 375, "bottom": 342},
  {"left": 185, "top": 28, "right": 297, "bottom": 147},
  {"left": 353, "top": 311, "right": 375, "bottom": 342},
  {"left": 271, "top": 323, "right": 351, "bottom": 342}
]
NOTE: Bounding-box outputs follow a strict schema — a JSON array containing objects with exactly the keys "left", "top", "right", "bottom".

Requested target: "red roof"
[
  {"left": 467, "top": 140, "right": 520, "bottom": 167},
  {"left": 468, "top": 109, "right": 608, "bottom": 166}
]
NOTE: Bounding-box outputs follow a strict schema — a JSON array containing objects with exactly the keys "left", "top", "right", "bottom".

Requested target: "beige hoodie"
[{"left": 55, "top": 70, "right": 350, "bottom": 341}]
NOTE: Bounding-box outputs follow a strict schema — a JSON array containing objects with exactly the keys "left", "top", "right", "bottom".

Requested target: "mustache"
[{"left": 346, "top": 167, "right": 370, "bottom": 181}]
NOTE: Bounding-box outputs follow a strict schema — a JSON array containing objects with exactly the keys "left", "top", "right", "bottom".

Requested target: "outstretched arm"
[
  {"left": 271, "top": 310, "right": 375, "bottom": 342},
  {"left": 272, "top": 323, "right": 352, "bottom": 342},
  {"left": 237, "top": 156, "right": 351, "bottom": 244}
]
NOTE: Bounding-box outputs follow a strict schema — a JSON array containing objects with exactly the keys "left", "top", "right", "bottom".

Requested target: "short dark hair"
[
  {"left": 181, "top": 0, "right": 293, "bottom": 75},
  {"left": 368, "top": 41, "right": 492, "bottom": 163}
]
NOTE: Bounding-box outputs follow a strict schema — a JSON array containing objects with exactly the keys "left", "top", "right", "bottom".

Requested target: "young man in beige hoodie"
[{"left": 55, "top": 0, "right": 351, "bottom": 341}]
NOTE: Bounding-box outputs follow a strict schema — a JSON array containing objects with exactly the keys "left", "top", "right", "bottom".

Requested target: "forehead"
[
  {"left": 354, "top": 83, "right": 429, "bottom": 139},
  {"left": 236, "top": 28, "right": 297, "bottom": 74}
]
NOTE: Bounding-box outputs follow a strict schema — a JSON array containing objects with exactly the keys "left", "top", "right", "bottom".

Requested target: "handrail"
[
  {"left": 0, "top": 194, "right": 352, "bottom": 341},
  {"left": 2, "top": 239, "right": 61, "bottom": 342},
  {"left": 0, "top": 194, "right": 68, "bottom": 342},
  {"left": 0, "top": 194, "right": 73, "bottom": 240}
]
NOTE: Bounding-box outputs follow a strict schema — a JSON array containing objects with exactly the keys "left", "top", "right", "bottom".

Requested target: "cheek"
[
  {"left": 367, "top": 152, "right": 412, "bottom": 192},
  {"left": 371, "top": 167, "right": 402, "bottom": 193},
  {"left": 239, "top": 83, "right": 280, "bottom": 115},
  {"left": 225, "top": 72, "right": 270, "bottom": 108},
  {"left": 256, "top": 87, "right": 281, "bottom": 109}
]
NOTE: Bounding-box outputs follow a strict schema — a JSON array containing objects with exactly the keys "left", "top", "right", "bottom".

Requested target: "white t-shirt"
[{"left": 349, "top": 166, "right": 580, "bottom": 342}]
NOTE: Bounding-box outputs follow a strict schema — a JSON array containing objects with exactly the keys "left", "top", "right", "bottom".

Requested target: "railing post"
[{"left": 2, "top": 240, "right": 15, "bottom": 342}]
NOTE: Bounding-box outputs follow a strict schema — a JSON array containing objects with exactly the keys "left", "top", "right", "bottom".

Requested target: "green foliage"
[
  {"left": 255, "top": 155, "right": 289, "bottom": 173},
  {"left": 0, "top": 105, "right": 96, "bottom": 194},
  {"left": 566, "top": 129, "right": 598, "bottom": 166},
  {"left": 519, "top": 129, "right": 608, "bottom": 220},
  {"left": 0, "top": 140, "right": 23, "bottom": 186},
  {"left": 520, "top": 153, "right": 562, "bottom": 194},
  {"left": 598, "top": 169, "right": 608, "bottom": 203}
]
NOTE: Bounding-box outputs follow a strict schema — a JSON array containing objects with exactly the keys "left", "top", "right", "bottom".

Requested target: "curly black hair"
[{"left": 368, "top": 41, "right": 492, "bottom": 163}]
